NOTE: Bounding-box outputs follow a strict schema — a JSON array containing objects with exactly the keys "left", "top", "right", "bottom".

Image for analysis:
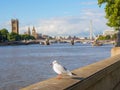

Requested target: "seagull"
[{"left": 51, "top": 60, "right": 76, "bottom": 79}]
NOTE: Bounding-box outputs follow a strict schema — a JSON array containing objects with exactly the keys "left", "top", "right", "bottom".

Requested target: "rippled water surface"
[{"left": 0, "top": 43, "right": 113, "bottom": 90}]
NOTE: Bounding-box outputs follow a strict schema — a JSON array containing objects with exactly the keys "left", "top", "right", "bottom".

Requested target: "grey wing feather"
[{"left": 57, "top": 64, "right": 68, "bottom": 73}]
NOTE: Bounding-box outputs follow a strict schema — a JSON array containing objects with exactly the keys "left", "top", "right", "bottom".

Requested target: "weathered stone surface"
[
  {"left": 111, "top": 47, "right": 120, "bottom": 56},
  {"left": 21, "top": 53, "right": 120, "bottom": 90}
]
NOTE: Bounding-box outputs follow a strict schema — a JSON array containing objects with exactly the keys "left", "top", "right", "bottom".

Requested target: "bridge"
[{"left": 25, "top": 39, "right": 115, "bottom": 45}]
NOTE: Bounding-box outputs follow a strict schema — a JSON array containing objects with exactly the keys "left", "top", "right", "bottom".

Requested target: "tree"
[
  {"left": 0, "top": 28, "right": 9, "bottom": 42},
  {"left": 21, "top": 34, "right": 35, "bottom": 40},
  {"left": 111, "top": 33, "right": 117, "bottom": 40},
  {"left": 8, "top": 32, "right": 21, "bottom": 41},
  {"left": 97, "top": 35, "right": 111, "bottom": 40},
  {"left": 105, "top": 35, "right": 111, "bottom": 40},
  {"left": 0, "top": 32, "right": 2, "bottom": 42},
  {"left": 97, "top": 35, "right": 105, "bottom": 40},
  {"left": 98, "top": 0, "right": 120, "bottom": 46}
]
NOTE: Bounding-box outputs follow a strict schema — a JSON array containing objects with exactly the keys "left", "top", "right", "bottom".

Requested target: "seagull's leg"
[{"left": 57, "top": 74, "right": 62, "bottom": 79}]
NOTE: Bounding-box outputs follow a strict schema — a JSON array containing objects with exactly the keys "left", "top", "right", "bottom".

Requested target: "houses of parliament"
[{"left": 11, "top": 19, "right": 39, "bottom": 39}]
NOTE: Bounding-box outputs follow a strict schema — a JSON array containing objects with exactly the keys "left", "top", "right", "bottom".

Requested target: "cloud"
[
  {"left": 26, "top": 8, "right": 110, "bottom": 37},
  {"left": 36, "top": 17, "right": 83, "bottom": 35},
  {"left": 1, "top": 2, "right": 112, "bottom": 37},
  {"left": 33, "top": 16, "right": 106, "bottom": 37},
  {"left": 2, "top": 13, "right": 110, "bottom": 37},
  {"left": 19, "top": 10, "right": 111, "bottom": 37}
]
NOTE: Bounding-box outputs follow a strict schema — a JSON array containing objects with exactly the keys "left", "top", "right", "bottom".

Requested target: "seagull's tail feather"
[
  {"left": 71, "top": 72, "right": 77, "bottom": 76},
  {"left": 67, "top": 70, "right": 77, "bottom": 77}
]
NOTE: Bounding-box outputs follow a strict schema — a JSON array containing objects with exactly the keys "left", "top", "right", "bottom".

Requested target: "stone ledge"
[
  {"left": 111, "top": 47, "right": 120, "bottom": 56},
  {"left": 21, "top": 54, "right": 120, "bottom": 90}
]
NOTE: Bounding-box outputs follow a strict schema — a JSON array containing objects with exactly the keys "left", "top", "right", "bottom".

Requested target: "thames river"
[{"left": 0, "top": 43, "right": 113, "bottom": 90}]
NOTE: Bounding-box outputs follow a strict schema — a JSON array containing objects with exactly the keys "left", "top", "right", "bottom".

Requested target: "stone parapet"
[
  {"left": 21, "top": 54, "right": 120, "bottom": 90},
  {"left": 111, "top": 47, "right": 120, "bottom": 56}
]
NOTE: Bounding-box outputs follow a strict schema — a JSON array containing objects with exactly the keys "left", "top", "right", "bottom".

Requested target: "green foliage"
[
  {"left": 0, "top": 28, "right": 9, "bottom": 34},
  {"left": 0, "top": 28, "right": 9, "bottom": 42},
  {"left": 0, "top": 32, "right": 2, "bottom": 42},
  {"left": 20, "top": 34, "right": 35, "bottom": 40},
  {"left": 97, "top": 35, "right": 105, "bottom": 40},
  {"left": 98, "top": 0, "right": 120, "bottom": 29},
  {"left": 111, "top": 33, "right": 117, "bottom": 40},
  {"left": 0, "top": 28, "right": 35, "bottom": 42},
  {"left": 97, "top": 34, "right": 117, "bottom": 40},
  {"left": 105, "top": 35, "right": 111, "bottom": 40},
  {"left": 8, "top": 32, "right": 21, "bottom": 41}
]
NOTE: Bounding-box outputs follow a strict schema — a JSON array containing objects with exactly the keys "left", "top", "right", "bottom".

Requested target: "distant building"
[
  {"left": 28, "top": 27, "right": 31, "bottom": 35},
  {"left": 32, "top": 26, "right": 38, "bottom": 39},
  {"left": 103, "top": 30, "right": 116, "bottom": 36},
  {"left": 32, "top": 26, "right": 36, "bottom": 36},
  {"left": 11, "top": 19, "right": 19, "bottom": 34},
  {"left": 42, "top": 34, "right": 50, "bottom": 39},
  {"left": 38, "top": 33, "right": 43, "bottom": 39}
]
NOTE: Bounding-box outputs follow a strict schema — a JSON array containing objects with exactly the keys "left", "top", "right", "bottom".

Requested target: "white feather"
[{"left": 52, "top": 60, "right": 75, "bottom": 76}]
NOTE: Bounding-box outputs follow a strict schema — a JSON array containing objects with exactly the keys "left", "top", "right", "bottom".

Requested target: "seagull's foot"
[{"left": 56, "top": 74, "right": 62, "bottom": 80}]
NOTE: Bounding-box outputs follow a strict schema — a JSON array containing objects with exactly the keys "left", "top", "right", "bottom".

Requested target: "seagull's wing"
[
  {"left": 53, "top": 61, "right": 77, "bottom": 76},
  {"left": 59, "top": 65, "right": 76, "bottom": 76},
  {"left": 63, "top": 66, "right": 67, "bottom": 71},
  {"left": 56, "top": 64, "right": 75, "bottom": 76},
  {"left": 54, "top": 63, "right": 68, "bottom": 74}
]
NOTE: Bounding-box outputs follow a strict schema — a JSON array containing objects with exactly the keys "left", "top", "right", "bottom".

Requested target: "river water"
[{"left": 0, "top": 43, "right": 113, "bottom": 90}]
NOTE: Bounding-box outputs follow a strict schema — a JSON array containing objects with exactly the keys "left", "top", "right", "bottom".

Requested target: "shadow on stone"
[{"left": 72, "top": 77, "right": 85, "bottom": 80}]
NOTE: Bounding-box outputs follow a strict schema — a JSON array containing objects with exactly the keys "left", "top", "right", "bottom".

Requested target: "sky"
[{"left": 0, "top": 0, "right": 112, "bottom": 37}]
